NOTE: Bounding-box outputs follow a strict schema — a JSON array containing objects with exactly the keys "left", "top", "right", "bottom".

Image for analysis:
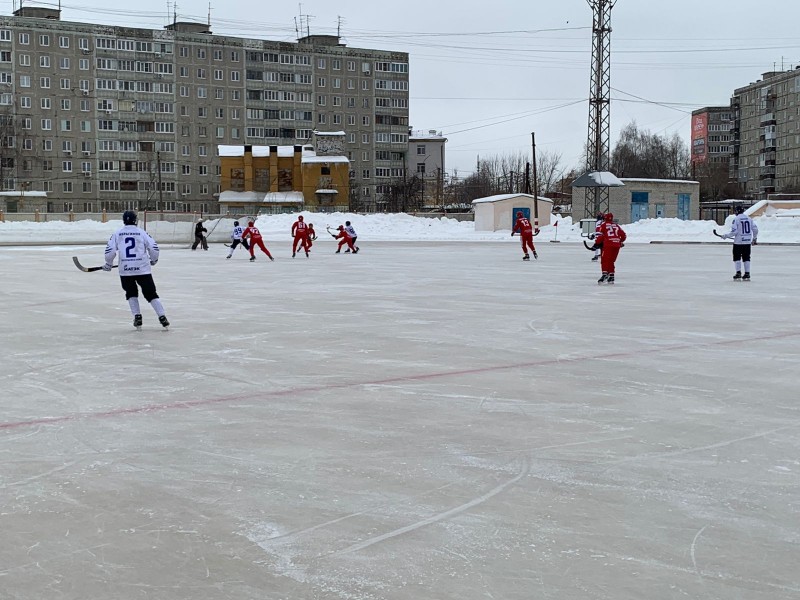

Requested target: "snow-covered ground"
[
  {"left": 1, "top": 240, "right": 798, "bottom": 600},
  {"left": 1, "top": 211, "right": 799, "bottom": 244}
]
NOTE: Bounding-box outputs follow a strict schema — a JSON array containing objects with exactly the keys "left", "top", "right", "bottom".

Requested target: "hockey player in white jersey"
[
  {"left": 721, "top": 205, "right": 758, "bottom": 281},
  {"left": 344, "top": 220, "right": 359, "bottom": 254},
  {"left": 103, "top": 210, "right": 170, "bottom": 328},
  {"left": 226, "top": 220, "right": 249, "bottom": 259}
]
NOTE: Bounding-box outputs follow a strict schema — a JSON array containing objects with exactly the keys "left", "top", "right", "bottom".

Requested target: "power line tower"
[{"left": 584, "top": 0, "right": 616, "bottom": 217}]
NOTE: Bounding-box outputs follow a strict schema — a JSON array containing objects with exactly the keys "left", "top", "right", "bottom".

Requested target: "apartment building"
[
  {"left": 0, "top": 7, "right": 409, "bottom": 213},
  {"left": 730, "top": 69, "right": 800, "bottom": 199},
  {"left": 408, "top": 129, "right": 447, "bottom": 208}
]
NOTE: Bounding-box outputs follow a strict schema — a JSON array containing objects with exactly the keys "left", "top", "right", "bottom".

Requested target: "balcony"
[
  {"left": 760, "top": 113, "right": 776, "bottom": 125},
  {"left": 759, "top": 166, "right": 776, "bottom": 178}
]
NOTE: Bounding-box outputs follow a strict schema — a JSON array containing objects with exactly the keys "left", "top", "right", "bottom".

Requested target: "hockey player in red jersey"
[
  {"left": 332, "top": 225, "right": 356, "bottom": 253},
  {"left": 291, "top": 215, "right": 310, "bottom": 258},
  {"left": 593, "top": 212, "right": 626, "bottom": 284},
  {"left": 512, "top": 211, "right": 538, "bottom": 260},
  {"left": 305, "top": 223, "right": 317, "bottom": 253},
  {"left": 242, "top": 221, "right": 274, "bottom": 262}
]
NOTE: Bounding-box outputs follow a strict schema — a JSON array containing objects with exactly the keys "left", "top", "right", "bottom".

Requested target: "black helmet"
[
  {"left": 734, "top": 205, "right": 744, "bottom": 215},
  {"left": 234, "top": 220, "right": 239, "bottom": 226},
  {"left": 345, "top": 220, "right": 351, "bottom": 226},
  {"left": 122, "top": 210, "right": 137, "bottom": 225}
]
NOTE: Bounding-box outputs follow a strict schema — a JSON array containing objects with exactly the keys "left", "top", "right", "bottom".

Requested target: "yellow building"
[{"left": 218, "top": 134, "right": 350, "bottom": 214}]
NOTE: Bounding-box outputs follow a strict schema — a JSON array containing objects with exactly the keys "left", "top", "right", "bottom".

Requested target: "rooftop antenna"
[
  {"left": 337, "top": 15, "right": 342, "bottom": 38},
  {"left": 294, "top": 16, "right": 299, "bottom": 40},
  {"left": 173, "top": 1, "right": 177, "bottom": 26},
  {"left": 207, "top": 2, "right": 211, "bottom": 28}
]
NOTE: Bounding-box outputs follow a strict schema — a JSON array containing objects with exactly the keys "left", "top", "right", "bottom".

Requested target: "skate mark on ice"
[
  {"left": 690, "top": 524, "right": 708, "bottom": 575},
  {"left": 3, "top": 328, "right": 800, "bottom": 431},
  {"left": 335, "top": 456, "right": 530, "bottom": 555}
]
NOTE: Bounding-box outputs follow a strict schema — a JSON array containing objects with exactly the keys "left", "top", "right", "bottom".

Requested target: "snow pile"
[{"left": 1, "top": 211, "right": 799, "bottom": 244}]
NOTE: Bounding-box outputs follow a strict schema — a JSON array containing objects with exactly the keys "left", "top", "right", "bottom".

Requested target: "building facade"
[
  {"left": 218, "top": 135, "right": 350, "bottom": 214},
  {"left": 0, "top": 7, "right": 409, "bottom": 213},
  {"left": 729, "top": 69, "right": 800, "bottom": 199},
  {"left": 608, "top": 179, "right": 700, "bottom": 224},
  {"left": 408, "top": 129, "right": 447, "bottom": 208}
]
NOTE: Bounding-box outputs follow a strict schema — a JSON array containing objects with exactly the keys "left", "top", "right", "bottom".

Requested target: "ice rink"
[{"left": 1, "top": 239, "right": 798, "bottom": 600}]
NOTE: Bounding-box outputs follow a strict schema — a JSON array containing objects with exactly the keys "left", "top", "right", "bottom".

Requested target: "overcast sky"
[{"left": 7, "top": 0, "right": 800, "bottom": 174}]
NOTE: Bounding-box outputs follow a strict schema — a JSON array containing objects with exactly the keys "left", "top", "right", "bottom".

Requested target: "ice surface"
[{"left": 1, "top": 240, "right": 798, "bottom": 600}]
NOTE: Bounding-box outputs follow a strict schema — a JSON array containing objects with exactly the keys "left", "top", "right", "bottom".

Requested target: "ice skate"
[
  {"left": 133, "top": 314, "right": 142, "bottom": 329},
  {"left": 733, "top": 271, "right": 742, "bottom": 281},
  {"left": 335, "top": 249, "right": 340, "bottom": 254},
  {"left": 249, "top": 256, "right": 255, "bottom": 262},
  {"left": 270, "top": 257, "right": 274, "bottom": 261},
  {"left": 226, "top": 254, "right": 232, "bottom": 259},
  {"left": 607, "top": 273, "right": 615, "bottom": 284},
  {"left": 305, "top": 251, "right": 309, "bottom": 257},
  {"left": 591, "top": 255, "right": 599, "bottom": 261},
  {"left": 532, "top": 251, "right": 538, "bottom": 260},
  {"left": 159, "top": 315, "right": 170, "bottom": 328},
  {"left": 345, "top": 249, "right": 351, "bottom": 253},
  {"left": 742, "top": 272, "right": 751, "bottom": 281},
  {"left": 598, "top": 272, "right": 608, "bottom": 284},
  {"left": 292, "top": 252, "right": 296, "bottom": 258},
  {"left": 523, "top": 254, "right": 530, "bottom": 261},
  {"left": 354, "top": 247, "right": 359, "bottom": 254}
]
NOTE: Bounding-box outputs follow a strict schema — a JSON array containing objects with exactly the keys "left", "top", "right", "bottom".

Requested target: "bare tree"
[
  {"left": 611, "top": 122, "right": 691, "bottom": 179},
  {"left": 535, "top": 149, "right": 566, "bottom": 196}
]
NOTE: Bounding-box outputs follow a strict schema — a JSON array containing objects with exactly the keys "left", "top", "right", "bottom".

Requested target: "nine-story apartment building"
[{"left": 0, "top": 7, "right": 410, "bottom": 214}]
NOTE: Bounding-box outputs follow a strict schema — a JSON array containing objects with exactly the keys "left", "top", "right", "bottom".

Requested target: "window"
[
  {"left": 198, "top": 107, "right": 208, "bottom": 118},
  {"left": 61, "top": 120, "right": 71, "bottom": 131},
  {"left": 231, "top": 50, "right": 240, "bottom": 62},
  {"left": 39, "top": 34, "right": 50, "bottom": 46},
  {"left": 40, "top": 77, "right": 50, "bottom": 89},
  {"left": 60, "top": 78, "right": 71, "bottom": 90},
  {"left": 42, "top": 140, "right": 53, "bottom": 151},
  {"left": 347, "top": 60, "right": 355, "bottom": 71},
  {"left": 318, "top": 77, "right": 326, "bottom": 87},
  {"left": 0, "top": 30, "right": 9, "bottom": 42},
  {"left": 417, "top": 144, "right": 426, "bottom": 155},
  {"left": 18, "top": 53, "right": 30, "bottom": 66},
  {"left": 317, "top": 58, "right": 326, "bottom": 69},
  {"left": 63, "top": 182, "right": 73, "bottom": 193},
  {"left": 198, "top": 87, "right": 207, "bottom": 98},
  {"left": 362, "top": 116, "right": 370, "bottom": 126},
  {"left": 59, "top": 57, "right": 70, "bottom": 69},
  {"left": 19, "top": 75, "right": 31, "bottom": 88},
  {"left": 332, "top": 59, "right": 341, "bottom": 70},
  {"left": 215, "top": 126, "right": 225, "bottom": 138},
  {"left": 197, "top": 68, "right": 206, "bottom": 79},
  {"left": 41, "top": 118, "right": 52, "bottom": 130},
  {"left": 19, "top": 33, "right": 29, "bottom": 45},
  {"left": 214, "top": 69, "right": 223, "bottom": 80},
  {"left": 59, "top": 36, "right": 70, "bottom": 48},
  {"left": 198, "top": 165, "right": 208, "bottom": 176},
  {"left": 197, "top": 48, "right": 206, "bottom": 59},
  {"left": 62, "top": 161, "right": 73, "bottom": 172},
  {"left": 40, "top": 55, "right": 51, "bottom": 68},
  {"left": 230, "top": 71, "right": 240, "bottom": 82},
  {"left": 214, "top": 49, "right": 223, "bottom": 61},
  {"left": 362, "top": 133, "right": 370, "bottom": 144},
  {"left": 60, "top": 99, "right": 71, "bottom": 110}
]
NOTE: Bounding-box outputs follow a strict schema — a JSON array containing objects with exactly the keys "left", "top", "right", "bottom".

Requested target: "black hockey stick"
[
  {"left": 712, "top": 229, "right": 726, "bottom": 239},
  {"left": 583, "top": 240, "right": 599, "bottom": 251},
  {"left": 73, "top": 256, "right": 117, "bottom": 272}
]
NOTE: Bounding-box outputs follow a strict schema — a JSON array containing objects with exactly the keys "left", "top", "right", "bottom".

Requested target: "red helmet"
[
  {"left": 248, "top": 220, "right": 254, "bottom": 226},
  {"left": 338, "top": 225, "right": 344, "bottom": 230},
  {"left": 298, "top": 215, "right": 304, "bottom": 221},
  {"left": 604, "top": 212, "right": 614, "bottom": 222},
  {"left": 516, "top": 211, "right": 523, "bottom": 218}
]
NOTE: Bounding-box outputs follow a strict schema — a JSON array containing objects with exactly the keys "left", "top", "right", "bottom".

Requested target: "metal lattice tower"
[{"left": 584, "top": 0, "right": 615, "bottom": 217}]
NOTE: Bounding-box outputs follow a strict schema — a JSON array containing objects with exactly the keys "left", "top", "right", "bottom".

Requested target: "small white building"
[{"left": 472, "top": 194, "right": 553, "bottom": 231}]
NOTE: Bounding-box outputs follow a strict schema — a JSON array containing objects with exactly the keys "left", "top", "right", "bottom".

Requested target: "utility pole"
[
  {"left": 532, "top": 132, "right": 540, "bottom": 229},
  {"left": 157, "top": 151, "right": 163, "bottom": 211},
  {"left": 584, "top": 0, "right": 616, "bottom": 218}
]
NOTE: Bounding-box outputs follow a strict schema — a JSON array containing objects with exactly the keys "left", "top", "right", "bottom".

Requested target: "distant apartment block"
[
  {"left": 0, "top": 7, "right": 409, "bottom": 213},
  {"left": 408, "top": 129, "right": 447, "bottom": 208}
]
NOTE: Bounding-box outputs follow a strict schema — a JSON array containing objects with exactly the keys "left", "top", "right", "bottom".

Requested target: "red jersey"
[
  {"left": 335, "top": 229, "right": 351, "bottom": 240},
  {"left": 513, "top": 217, "right": 533, "bottom": 236},
  {"left": 292, "top": 220, "right": 308, "bottom": 236},
  {"left": 595, "top": 221, "right": 626, "bottom": 248},
  {"left": 307, "top": 225, "right": 316, "bottom": 239},
  {"left": 242, "top": 225, "right": 262, "bottom": 241}
]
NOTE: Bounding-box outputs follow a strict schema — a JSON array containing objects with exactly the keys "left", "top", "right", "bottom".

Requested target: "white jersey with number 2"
[{"left": 105, "top": 225, "right": 160, "bottom": 276}]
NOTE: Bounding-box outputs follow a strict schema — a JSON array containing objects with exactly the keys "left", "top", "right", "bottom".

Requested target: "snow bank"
[{"left": 1, "top": 212, "right": 799, "bottom": 244}]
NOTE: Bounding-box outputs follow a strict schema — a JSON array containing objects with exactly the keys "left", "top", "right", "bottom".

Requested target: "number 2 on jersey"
[{"left": 124, "top": 236, "right": 137, "bottom": 258}]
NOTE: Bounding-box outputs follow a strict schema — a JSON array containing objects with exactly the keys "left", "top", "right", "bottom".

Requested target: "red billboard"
[{"left": 691, "top": 113, "right": 708, "bottom": 164}]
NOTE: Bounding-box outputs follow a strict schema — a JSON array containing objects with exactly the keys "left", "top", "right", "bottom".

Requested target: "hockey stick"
[
  {"left": 712, "top": 229, "right": 726, "bottom": 239},
  {"left": 73, "top": 256, "right": 117, "bottom": 272},
  {"left": 583, "top": 240, "right": 598, "bottom": 251}
]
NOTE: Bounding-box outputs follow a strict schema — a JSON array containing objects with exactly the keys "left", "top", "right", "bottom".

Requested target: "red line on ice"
[{"left": 2, "top": 329, "right": 798, "bottom": 431}]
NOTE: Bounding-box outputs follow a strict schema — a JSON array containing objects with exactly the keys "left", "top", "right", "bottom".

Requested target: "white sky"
[{"left": 6, "top": 0, "right": 800, "bottom": 174}]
